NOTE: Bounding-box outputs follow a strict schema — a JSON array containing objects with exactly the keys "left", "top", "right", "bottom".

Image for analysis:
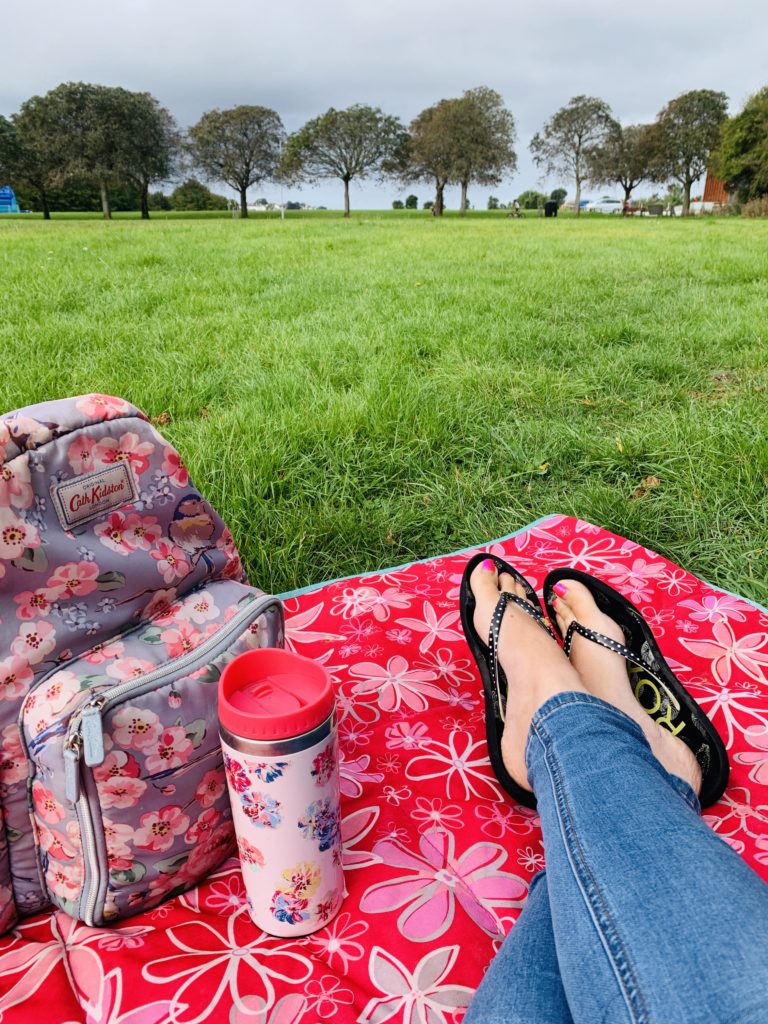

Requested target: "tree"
[
  {"left": 712, "top": 87, "right": 768, "bottom": 202},
  {"left": 282, "top": 104, "right": 405, "bottom": 217},
  {"left": 392, "top": 199, "right": 404, "bottom": 209},
  {"left": 115, "top": 92, "right": 180, "bottom": 218},
  {"left": 401, "top": 100, "right": 456, "bottom": 215},
  {"left": 16, "top": 82, "right": 135, "bottom": 220},
  {"left": 487, "top": 195, "right": 500, "bottom": 210},
  {"left": 649, "top": 89, "right": 728, "bottom": 214},
  {"left": 46, "top": 82, "right": 127, "bottom": 219},
  {"left": 188, "top": 105, "right": 284, "bottom": 218},
  {"left": 405, "top": 193, "right": 418, "bottom": 209},
  {"left": 450, "top": 87, "right": 517, "bottom": 215},
  {"left": 549, "top": 187, "right": 567, "bottom": 205},
  {"left": 0, "top": 97, "right": 67, "bottom": 219},
  {"left": 530, "top": 95, "right": 617, "bottom": 215},
  {"left": 587, "top": 123, "right": 655, "bottom": 202},
  {"left": 171, "top": 179, "right": 228, "bottom": 211}
]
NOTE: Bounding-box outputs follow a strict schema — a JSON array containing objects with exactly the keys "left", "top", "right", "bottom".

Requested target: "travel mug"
[{"left": 218, "top": 648, "right": 345, "bottom": 936}]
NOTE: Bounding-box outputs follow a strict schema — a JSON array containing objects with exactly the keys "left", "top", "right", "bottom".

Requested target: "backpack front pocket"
[{"left": 20, "top": 580, "right": 283, "bottom": 925}]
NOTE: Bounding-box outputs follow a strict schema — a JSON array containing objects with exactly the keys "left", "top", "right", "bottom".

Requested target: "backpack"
[{"left": 0, "top": 394, "right": 283, "bottom": 930}]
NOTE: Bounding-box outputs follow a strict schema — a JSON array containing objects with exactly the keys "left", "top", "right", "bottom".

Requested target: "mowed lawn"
[{"left": 1, "top": 212, "right": 767, "bottom": 602}]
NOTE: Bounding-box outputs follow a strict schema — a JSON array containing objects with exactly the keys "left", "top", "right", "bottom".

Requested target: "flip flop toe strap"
[
  {"left": 564, "top": 619, "right": 649, "bottom": 673},
  {"left": 489, "top": 591, "right": 554, "bottom": 721}
]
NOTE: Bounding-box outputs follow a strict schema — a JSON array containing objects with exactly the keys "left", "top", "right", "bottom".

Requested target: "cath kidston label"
[{"left": 50, "top": 461, "right": 139, "bottom": 530}]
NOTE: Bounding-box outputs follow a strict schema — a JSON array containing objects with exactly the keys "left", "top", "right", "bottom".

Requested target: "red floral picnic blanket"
[{"left": 1, "top": 514, "right": 767, "bottom": 1024}]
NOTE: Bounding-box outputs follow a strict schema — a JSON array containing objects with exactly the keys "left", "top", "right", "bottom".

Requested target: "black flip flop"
[
  {"left": 460, "top": 552, "right": 556, "bottom": 809},
  {"left": 543, "top": 568, "right": 729, "bottom": 808}
]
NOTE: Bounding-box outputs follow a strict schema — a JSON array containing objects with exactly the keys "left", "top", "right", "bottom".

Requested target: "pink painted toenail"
[
  {"left": 553, "top": 582, "right": 567, "bottom": 596},
  {"left": 481, "top": 558, "right": 495, "bottom": 571}
]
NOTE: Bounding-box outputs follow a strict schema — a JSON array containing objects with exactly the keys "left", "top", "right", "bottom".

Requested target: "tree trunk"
[
  {"left": 239, "top": 188, "right": 249, "bottom": 218},
  {"left": 434, "top": 180, "right": 445, "bottom": 216},
  {"left": 460, "top": 180, "right": 468, "bottom": 216},
  {"left": 343, "top": 177, "right": 350, "bottom": 218},
  {"left": 574, "top": 177, "right": 581, "bottom": 216},
  {"left": 682, "top": 180, "right": 692, "bottom": 216},
  {"left": 40, "top": 188, "right": 51, "bottom": 220},
  {"left": 99, "top": 178, "right": 112, "bottom": 220},
  {"left": 623, "top": 183, "right": 632, "bottom": 203},
  {"left": 140, "top": 184, "right": 150, "bottom": 220}
]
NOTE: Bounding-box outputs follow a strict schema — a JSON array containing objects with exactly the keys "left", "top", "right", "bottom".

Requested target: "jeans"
[{"left": 464, "top": 693, "right": 768, "bottom": 1024}]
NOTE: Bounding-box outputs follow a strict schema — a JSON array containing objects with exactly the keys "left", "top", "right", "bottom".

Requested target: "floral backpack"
[{"left": 0, "top": 394, "right": 283, "bottom": 931}]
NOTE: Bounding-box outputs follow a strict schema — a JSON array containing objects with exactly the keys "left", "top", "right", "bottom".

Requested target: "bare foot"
[
  {"left": 551, "top": 579, "right": 702, "bottom": 795},
  {"left": 470, "top": 559, "right": 585, "bottom": 791}
]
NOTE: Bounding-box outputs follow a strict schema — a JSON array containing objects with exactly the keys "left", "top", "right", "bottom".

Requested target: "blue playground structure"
[{"left": 0, "top": 185, "right": 20, "bottom": 214}]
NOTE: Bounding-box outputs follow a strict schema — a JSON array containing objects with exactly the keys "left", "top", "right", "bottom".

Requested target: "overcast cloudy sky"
[{"left": 2, "top": 0, "right": 765, "bottom": 209}]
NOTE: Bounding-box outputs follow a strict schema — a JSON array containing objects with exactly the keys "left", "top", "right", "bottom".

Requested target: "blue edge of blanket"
[{"left": 278, "top": 512, "right": 768, "bottom": 615}]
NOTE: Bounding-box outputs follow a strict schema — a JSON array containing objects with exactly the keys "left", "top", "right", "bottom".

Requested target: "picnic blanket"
[{"left": 1, "top": 514, "right": 767, "bottom": 1024}]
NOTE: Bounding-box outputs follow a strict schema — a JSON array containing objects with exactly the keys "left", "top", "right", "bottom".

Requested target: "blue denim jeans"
[{"left": 464, "top": 692, "right": 768, "bottom": 1024}]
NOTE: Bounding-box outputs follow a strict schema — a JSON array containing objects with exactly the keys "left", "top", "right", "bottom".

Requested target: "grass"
[{"left": 1, "top": 212, "right": 767, "bottom": 603}]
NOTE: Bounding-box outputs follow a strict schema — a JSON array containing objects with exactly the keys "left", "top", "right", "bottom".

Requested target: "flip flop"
[
  {"left": 542, "top": 568, "right": 729, "bottom": 808},
  {"left": 459, "top": 552, "right": 556, "bottom": 809}
]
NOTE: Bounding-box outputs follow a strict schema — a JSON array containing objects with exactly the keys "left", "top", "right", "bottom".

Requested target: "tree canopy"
[
  {"left": 649, "top": 89, "right": 728, "bottom": 213},
  {"left": 282, "top": 105, "right": 405, "bottom": 217},
  {"left": 587, "top": 123, "right": 655, "bottom": 202},
  {"left": 713, "top": 87, "right": 768, "bottom": 203},
  {"left": 530, "top": 95, "right": 617, "bottom": 214},
  {"left": 188, "top": 105, "right": 284, "bottom": 218}
]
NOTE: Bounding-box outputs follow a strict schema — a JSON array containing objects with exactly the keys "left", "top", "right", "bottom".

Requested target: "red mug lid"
[{"left": 218, "top": 648, "right": 334, "bottom": 741}]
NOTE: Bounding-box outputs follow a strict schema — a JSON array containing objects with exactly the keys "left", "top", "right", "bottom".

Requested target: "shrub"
[
  {"left": 517, "top": 189, "right": 547, "bottom": 209},
  {"left": 743, "top": 197, "right": 768, "bottom": 217},
  {"left": 171, "top": 179, "right": 228, "bottom": 211}
]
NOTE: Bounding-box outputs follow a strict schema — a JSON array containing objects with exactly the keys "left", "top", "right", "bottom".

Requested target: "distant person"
[
  {"left": 622, "top": 199, "right": 631, "bottom": 216},
  {"left": 512, "top": 199, "right": 521, "bottom": 218}
]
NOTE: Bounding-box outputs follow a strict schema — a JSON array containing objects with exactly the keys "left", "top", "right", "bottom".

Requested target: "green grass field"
[{"left": 1, "top": 213, "right": 767, "bottom": 602}]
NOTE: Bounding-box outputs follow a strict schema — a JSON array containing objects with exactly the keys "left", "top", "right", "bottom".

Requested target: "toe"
[
  {"left": 470, "top": 558, "right": 501, "bottom": 602},
  {"left": 499, "top": 572, "right": 516, "bottom": 594},
  {"left": 550, "top": 577, "right": 625, "bottom": 649},
  {"left": 501, "top": 574, "right": 537, "bottom": 610},
  {"left": 551, "top": 579, "right": 598, "bottom": 621},
  {"left": 552, "top": 594, "right": 574, "bottom": 638}
]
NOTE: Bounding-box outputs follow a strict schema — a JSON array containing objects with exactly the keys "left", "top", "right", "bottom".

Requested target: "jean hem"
[
  {"left": 524, "top": 691, "right": 648, "bottom": 772},
  {"left": 524, "top": 691, "right": 702, "bottom": 815}
]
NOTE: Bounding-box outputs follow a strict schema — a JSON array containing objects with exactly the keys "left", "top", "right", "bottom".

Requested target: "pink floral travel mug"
[{"left": 218, "top": 648, "right": 344, "bottom": 936}]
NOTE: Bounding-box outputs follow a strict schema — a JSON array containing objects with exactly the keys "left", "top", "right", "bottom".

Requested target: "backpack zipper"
[
  {"left": 61, "top": 593, "right": 280, "bottom": 927},
  {"left": 63, "top": 593, "right": 279, "bottom": 801}
]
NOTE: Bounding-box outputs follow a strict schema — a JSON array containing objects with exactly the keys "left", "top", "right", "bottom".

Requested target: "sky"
[{"left": 2, "top": 0, "right": 765, "bottom": 210}]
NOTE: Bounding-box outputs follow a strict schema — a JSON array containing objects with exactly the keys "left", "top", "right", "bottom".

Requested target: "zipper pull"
[
  {"left": 81, "top": 699, "right": 106, "bottom": 767},
  {"left": 64, "top": 735, "right": 82, "bottom": 804}
]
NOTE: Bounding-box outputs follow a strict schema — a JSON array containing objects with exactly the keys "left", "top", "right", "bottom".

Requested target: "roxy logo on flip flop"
[
  {"left": 629, "top": 666, "right": 687, "bottom": 736},
  {"left": 50, "top": 461, "right": 139, "bottom": 530}
]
